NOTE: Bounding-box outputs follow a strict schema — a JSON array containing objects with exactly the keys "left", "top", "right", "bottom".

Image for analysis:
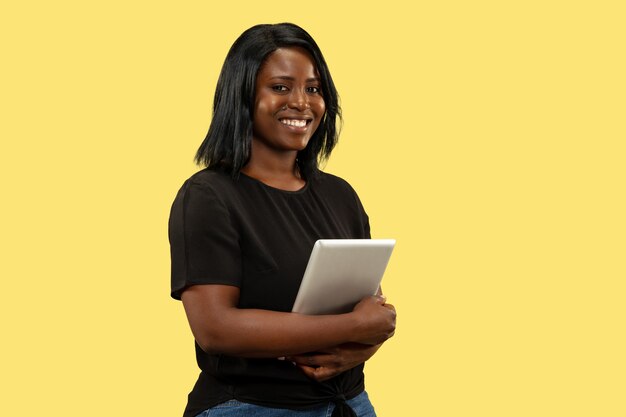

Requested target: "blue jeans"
[{"left": 195, "top": 391, "right": 376, "bottom": 417}]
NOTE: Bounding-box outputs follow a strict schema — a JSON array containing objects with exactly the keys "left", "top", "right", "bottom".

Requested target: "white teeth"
[{"left": 280, "top": 119, "right": 307, "bottom": 127}]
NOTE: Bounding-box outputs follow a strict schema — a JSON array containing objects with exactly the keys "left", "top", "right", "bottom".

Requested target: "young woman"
[{"left": 169, "top": 23, "right": 396, "bottom": 417}]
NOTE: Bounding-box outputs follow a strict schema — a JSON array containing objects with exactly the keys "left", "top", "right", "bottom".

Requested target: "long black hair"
[{"left": 195, "top": 23, "right": 342, "bottom": 180}]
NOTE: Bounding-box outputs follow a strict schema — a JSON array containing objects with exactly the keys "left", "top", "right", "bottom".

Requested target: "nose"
[{"left": 287, "top": 88, "right": 311, "bottom": 111}]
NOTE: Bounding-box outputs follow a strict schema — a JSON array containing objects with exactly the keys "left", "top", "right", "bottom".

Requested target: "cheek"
[
  {"left": 254, "top": 93, "right": 280, "bottom": 117},
  {"left": 316, "top": 103, "right": 326, "bottom": 129},
  {"left": 313, "top": 99, "right": 326, "bottom": 118}
]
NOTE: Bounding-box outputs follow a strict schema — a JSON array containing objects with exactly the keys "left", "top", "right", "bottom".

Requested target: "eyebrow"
[{"left": 269, "top": 76, "right": 320, "bottom": 82}]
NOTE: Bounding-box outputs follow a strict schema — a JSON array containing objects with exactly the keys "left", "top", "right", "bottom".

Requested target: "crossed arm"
[{"left": 181, "top": 284, "right": 396, "bottom": 381}]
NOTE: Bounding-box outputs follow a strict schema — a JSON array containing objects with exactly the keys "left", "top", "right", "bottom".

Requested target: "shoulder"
[
  {"left": 314, "top": 171, "right": 370, "bottom": 235},
  {"left": 315, "top": 171, "right": 353, "bottom": 190},
  {"left": 178, "top": 168, "right": 242, "bottom": 201},
  {"left": 170, "top": 169, "right": 243, "bottom": 216},
  {"left": 315, "top": 171, "right": 357, "bottom": 193},
  {"left": 186, "top": 168, "right": 235, "bottom": 191}
]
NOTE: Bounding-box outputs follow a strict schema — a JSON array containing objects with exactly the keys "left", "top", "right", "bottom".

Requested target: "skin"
[
  {"left": 287, "top": 343, "right": 382, "bottom": 382},
  {"left": 183, "top": 285, "right": 393, "bottom": 357},
  {"left": 182, "top": 47, "right": 396, "bottom": 382},
  {"left": 242, "top": 47, "right": 325, "bottom": 190}
]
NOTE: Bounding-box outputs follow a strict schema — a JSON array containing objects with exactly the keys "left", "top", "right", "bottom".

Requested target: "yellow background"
[{"left": 1, "top": 1, "right": 624, "bottom": 416}]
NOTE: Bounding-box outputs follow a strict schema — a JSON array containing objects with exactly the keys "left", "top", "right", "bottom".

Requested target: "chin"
[{"left": 289, "top": 137, "right": 311, "bottom": 151}]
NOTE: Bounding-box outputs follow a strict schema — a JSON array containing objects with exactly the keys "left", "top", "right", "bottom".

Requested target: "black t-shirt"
[{"left": 169, "top": 169, "right": 370, "bottom": 417}]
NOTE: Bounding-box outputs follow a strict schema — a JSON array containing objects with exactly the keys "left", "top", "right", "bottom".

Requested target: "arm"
[
  {"left": 286, "top": 342, "right": 383, "bottom": 382},
  {"left": 286, "top": 288, "right": 394, "bottom": 381},
  {"left": 181, "top": 284, "right": 396, "bottom": 358}
]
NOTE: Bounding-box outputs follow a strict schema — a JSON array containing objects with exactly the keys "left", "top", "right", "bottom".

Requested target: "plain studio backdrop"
[{"left": 1, "top": 1, "right": 624, "bottom": 416}]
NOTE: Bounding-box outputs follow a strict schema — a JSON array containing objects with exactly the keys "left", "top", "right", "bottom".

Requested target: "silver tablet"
[{"left": 291, "top": 239, "right": 396, "bottom": 315}]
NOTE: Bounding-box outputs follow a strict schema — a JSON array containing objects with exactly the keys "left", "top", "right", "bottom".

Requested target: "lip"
[
  {"left": 278, "top": 115, "right": 313, "bottom": 121},
  {"left": 278, "top": 119, "right": 311, "bottom": 133},
  {"left": 278, "top": 111, "right": 313, "bottom": 120},
  {"left": 277, "top": 116, "right": 313, "bottom": 133}
]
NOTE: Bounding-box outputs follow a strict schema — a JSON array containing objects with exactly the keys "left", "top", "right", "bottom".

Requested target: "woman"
[{"left": 169, "top": 23, "right": 396, "bottom": 417}]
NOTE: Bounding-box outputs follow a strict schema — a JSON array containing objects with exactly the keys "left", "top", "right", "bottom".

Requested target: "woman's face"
[{"left": 251, "top": 47, "right": 325, "bottom": 155}]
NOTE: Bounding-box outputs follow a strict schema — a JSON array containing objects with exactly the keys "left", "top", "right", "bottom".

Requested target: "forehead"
[{"left": 257, "top": 47, "right": 320, "bottom": 79}]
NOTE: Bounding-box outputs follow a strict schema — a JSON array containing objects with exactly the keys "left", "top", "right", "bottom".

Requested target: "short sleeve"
[
  {"left": 168, "top": 179, "right": 242, "bottom": 300},
  {"left": 341, "top": 178, "right": 371, "bottom": 239},
  {"left": 354, "top": 192, "right": 371, "bottom": 239}
]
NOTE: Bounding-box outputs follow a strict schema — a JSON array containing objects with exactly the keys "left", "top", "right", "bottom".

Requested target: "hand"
[
  {"left": 351, "top": 295, "right": 396, "bottom": 345},
  {"left": 286, "top": 343, "right": 381, "bottom": 382}
]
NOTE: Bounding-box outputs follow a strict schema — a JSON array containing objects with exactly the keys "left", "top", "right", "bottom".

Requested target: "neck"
[
  {"left": 243, "top": 139, "right": 300, "bottom": 178},
  {"left": 242, "top": 145, "right": 305, "bottom": 191}
]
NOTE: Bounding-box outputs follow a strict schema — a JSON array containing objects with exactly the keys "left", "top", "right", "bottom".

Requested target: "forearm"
[
  {"left": 182, "top": 284, "right": 395, "bottom": 358},
  {"left": 196, "top": 308, "right": 362, "bottom": 357},
  {"left": 287, "top": 342, "right": 385, "bottom": 382}
]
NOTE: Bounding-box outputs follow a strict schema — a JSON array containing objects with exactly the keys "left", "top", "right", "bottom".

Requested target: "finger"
[
  {"left": 376, "top": 286, "right": 383, "bottom": 296},
  {"left": 297, "top": 365, "right": 337, "bottom": 382},
  {"left": 287, "top": 354, "right": 328, "bottom": 367},
  {"left": 311, "top": 367, "right": 335, "bottom": 382},
  {"left": 296, "top": 364, "right": 318, "bottom": 380},
  {"left": 286, "top": 356, "right": 313, "bottom": 366}
]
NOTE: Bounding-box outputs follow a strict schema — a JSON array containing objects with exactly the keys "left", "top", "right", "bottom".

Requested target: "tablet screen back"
[{"left": 291, "top": 239, "right": 395, "bottom": 315}]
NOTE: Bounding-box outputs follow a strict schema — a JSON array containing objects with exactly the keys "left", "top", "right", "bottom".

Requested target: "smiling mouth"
[{"left": 279, "top": 118, "right": 311, "bottom": 128}]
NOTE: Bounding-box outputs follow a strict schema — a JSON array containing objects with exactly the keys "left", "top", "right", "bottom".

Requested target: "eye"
[
  {"left": 272, "top": 85, "right": 289, "bottom": 92},
  {"left": 307, "top": 86, "right": 321, "bottom": 94}
]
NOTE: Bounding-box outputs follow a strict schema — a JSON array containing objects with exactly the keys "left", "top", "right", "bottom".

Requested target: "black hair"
[{"left": 194, "top": 23, "right": 341, "bottom": 179}]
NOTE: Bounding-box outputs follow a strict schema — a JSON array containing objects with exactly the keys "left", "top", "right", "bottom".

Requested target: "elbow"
[
  {"left": 194, "top": 328, "right": 232, "bottom": 355},
  {"left": 182, "top": 285, "right": 246, "bottom": 355},
  {"left": 195, "top": 336, "right": 217, "bottom": 355}
]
